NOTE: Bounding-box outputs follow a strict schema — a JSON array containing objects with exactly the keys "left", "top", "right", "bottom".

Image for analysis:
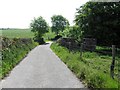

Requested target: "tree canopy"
[
  {"left": 30, "top": 16, "right": 49, "bottom": 43},
  {"left": 51, "top": 15, "right": 69, "bottom": 35},
  {"left": 75, "top": 2, "right": 120, "bottom": 46}
]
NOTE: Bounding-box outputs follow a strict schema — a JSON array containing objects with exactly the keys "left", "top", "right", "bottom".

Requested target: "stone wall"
[{"left": 82, "top": 38, "right": 96, "bottom": 51}]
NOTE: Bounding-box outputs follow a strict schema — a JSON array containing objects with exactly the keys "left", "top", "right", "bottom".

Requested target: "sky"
[{"left": 0, "top": 0, "right": 89, "bottom": 28}]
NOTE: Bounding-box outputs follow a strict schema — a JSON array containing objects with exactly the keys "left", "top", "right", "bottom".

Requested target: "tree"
[
  {"left": 75, "top": 2, "right": 120, "bottom": 46},
  {"left": 51, "top": 15, "right": 69, "bottom": 35},
  {"left": 61, "top": 25, "right": 82, "bottom": 43},
  {"left": 30, "top": 16, "right": 49, "bottom": 44}
]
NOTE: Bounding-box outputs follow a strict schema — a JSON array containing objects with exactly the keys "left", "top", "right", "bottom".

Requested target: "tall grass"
[
  {"left": 1, "top": 38, "right": 38, "bottom": 79},
  {"left": 50, "top": 43, "right": 119, "bottom": 88}
]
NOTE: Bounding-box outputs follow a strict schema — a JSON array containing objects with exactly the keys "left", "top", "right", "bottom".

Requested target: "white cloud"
[{"left": 0, "top": 0, "right": 89, "bottom": 28}]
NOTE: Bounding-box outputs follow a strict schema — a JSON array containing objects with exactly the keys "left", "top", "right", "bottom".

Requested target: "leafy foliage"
[
  {"left": 30, "top": 16, "right": 49, "bottom": 43},
  {"left": 61, "top": 25, "right": 82, "bottom": 43},
  {"left": 75, "top": 2, "right": 120, "bottom": 46},
  {"left": 43, "top": 29, "right": 56, "bottom": 41},
  {"left": 51, "top": 15, "right": 69, "bottom": 35}
]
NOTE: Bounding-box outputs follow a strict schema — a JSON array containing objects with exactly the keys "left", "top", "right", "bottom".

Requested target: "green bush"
[
  {"left": 43, "top": 30, "right": 56, "bottom": 41},
  {"left": 60, "top": 25, "right": 82, "bottom": 43}
]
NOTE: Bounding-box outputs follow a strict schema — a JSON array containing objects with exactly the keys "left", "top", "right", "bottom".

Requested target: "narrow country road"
[{"left": 1, "top": 42, "right": 85, "bottom": 88}]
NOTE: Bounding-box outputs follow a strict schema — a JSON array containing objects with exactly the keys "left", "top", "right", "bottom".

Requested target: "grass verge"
[
  {"left": 0, "top": 38, "right": 38, "bottom": 79},
  {"left": 50, "top": 43, "right": 119, "bottom": 88}
]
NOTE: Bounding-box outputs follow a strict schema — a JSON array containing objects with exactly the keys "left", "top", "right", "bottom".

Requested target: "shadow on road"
[{"left": 41, "top": 43, "right": 49, "bottom": 45}]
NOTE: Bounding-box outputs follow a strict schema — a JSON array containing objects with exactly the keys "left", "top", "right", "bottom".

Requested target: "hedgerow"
[{"left": 0, "top": 37, "right": 38, "bottom": 79}]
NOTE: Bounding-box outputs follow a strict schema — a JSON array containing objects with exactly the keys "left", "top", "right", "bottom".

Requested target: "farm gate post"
[{"left": 110, "top": 45, "right": 116, "bottom": 79}]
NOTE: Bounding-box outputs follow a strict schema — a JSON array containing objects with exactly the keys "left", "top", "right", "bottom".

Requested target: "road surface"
[{"left": 1, "top": 42, "right": 85, "bottom": 88}]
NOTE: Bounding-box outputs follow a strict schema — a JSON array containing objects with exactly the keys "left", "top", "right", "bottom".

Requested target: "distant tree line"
[
  {"left": 0, "top": 28, "right": 22, "bottom": 30},
  {"left": 0, "top": 28, "right": 10, "bottom": 30}
]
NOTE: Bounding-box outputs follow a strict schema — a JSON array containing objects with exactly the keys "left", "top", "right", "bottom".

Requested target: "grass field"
[
  {"left": 0, "top": 29, "right": 56, "bottom": 41},
  {"left": 0, "top": 29, "right": 34, "bottom": 38},
  {"left": 51, "top": 43, "right": 119, "bottom": 88}
]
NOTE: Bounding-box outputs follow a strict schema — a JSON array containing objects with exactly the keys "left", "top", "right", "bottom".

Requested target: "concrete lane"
[{"left": 1, "top": 42, "right": 85, "bottom": 88}]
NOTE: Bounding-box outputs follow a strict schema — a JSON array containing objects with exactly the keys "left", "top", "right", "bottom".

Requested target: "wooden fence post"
[
  {"left": 69, "top": 42, "right": 71, "bottom": 53},
  {"left": 110, "top": 45, "right": 116, "bottom": 79},
  {"left": 80, "top": 43, "right": 83, "bottom": 59}
]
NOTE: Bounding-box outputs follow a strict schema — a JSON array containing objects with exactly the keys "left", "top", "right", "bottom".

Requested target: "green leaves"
[
  {"left": 75, "top": 2, "right": 120, "bottom": 46},
  {"left": 30, "top": 16, "right": 49, "bottom": 41},
  {"left": 61, "top": 25, "right": 82, "bottom": 43},
  {"left": 51, "top": 15, "right": 69, "bottom": 35}
]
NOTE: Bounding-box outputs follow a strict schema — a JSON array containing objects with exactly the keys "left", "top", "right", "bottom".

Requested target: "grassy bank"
[
  {"left": 0, "top": 29, "right": 34, "bottom": 38},
  {"left": 50, "top": 43, "right": 119, "bottom": 88},
  {"left": 0, "top": 37, "right": 38, "bottom": 79}
]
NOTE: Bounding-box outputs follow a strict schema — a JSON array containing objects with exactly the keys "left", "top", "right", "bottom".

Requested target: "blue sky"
[{"left": 0, "top": 0, "right": 89, "bottom": 28}]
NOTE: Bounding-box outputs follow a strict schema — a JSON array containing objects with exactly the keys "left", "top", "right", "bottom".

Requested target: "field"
[
  {"left": 0, "top": 29, "right": 34, "bottom": 38},
  {"left": 0, "top": 29, "right": 56, "bottom": 41},
  {"left": 51, "top": 43, "right": 119, "bottom": 88}
]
